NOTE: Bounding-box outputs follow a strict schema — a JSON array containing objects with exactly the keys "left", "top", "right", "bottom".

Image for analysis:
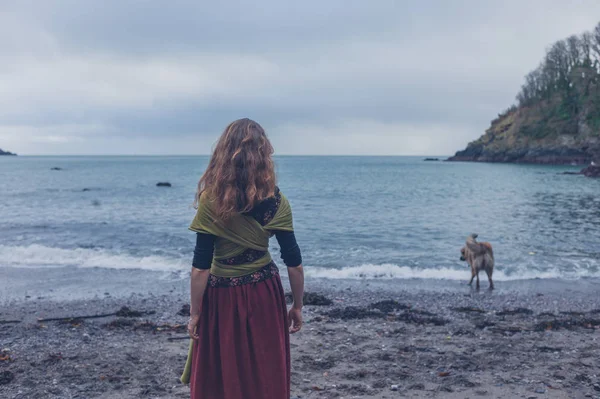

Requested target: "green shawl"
[{"left": 180, "top": 190, "right": 294, "bottom": 384}]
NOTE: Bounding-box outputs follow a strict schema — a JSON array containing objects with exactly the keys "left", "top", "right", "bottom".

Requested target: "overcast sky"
[{"left": 2, "top": 1, "right": 600, "bottom": 155}]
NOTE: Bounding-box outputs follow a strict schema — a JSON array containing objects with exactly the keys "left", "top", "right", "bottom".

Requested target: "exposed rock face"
[
  {"left": 0, "top": 148, "right": 16, "bottom": 156},
  {"left": 448, "top": 107, "right": 600, "bottom": 165}
]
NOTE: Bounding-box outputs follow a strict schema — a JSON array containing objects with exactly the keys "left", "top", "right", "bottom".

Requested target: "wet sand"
[{"left": 1, "top": 273, "right": 600, "bottom": 398}]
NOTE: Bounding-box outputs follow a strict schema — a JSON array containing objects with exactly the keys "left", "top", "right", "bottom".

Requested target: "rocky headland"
[
  {"left": 449, "top": 21, "right": 600, "bottom": 170},
  {"left": 0, "top": 148, "right": 16, "bottom": 156}
]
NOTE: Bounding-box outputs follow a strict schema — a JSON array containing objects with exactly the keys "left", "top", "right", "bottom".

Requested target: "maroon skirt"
[{"left": 190, "top": 263, "right": 290, "bottom": 399}]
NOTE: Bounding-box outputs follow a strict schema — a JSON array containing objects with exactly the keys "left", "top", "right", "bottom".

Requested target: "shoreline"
[
  {"left": 1, "top": 271, "right": 600, "bottom": 398},
  {"left": 2, "top": 264, "right": 600, "bottom": 303}
]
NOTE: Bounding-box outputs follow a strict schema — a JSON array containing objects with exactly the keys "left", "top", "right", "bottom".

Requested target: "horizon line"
[{"left": 4, "top": 154, "right": 452, "bottom": 157}]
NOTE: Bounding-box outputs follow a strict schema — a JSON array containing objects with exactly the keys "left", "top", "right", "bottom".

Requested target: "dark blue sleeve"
[
  {"left": 192, "top": 233, "right": 215, "bottom": 270},
  {"left": 275, "top": 230, "right": 302, "bottom": 267}
]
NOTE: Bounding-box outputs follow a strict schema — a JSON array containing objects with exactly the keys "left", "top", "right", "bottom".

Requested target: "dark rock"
[
  {"left": 439, "top": 385, "right": 454, "bottom": 393},
  {"left": 0, "top": 370, "right": 14, "bottom": 385},
  {"left": 370, "top": 300, "right": 411, "bottom": 313},
  {"left": 474, "top": 320, "right": 496, "bottom": 329},
  {"left": 452, "top": 375, "right": 479, "bottom": 387},
  {"left": 51, "top": 167, "right": 63, "bottom": 171},
  {"left": 575, "top": 374, "right": 593, "bottom": 384},
  {"left": 344, "top": 370, "right": 370, "bottom": 379},
  {"left": 580, "top": 164, "right": 600, "bottom": 178},
  {"left": 534, "top": 317, "right": 600, "bottom": 331},
  {"left": 424, "top": 158, "right": 440, "bottom": 161},
  {"left": 560, "top": 311, "right": 586, "bottom": 316},
  {"left": 372, "top": 380, "right": 388, "bottom": 389},
  {"left": 537, "top": 346, "right": 563, "bottom": 352},
  {"left": 156, "top": 182, "right": 172, "bottom": 187},
  {"left": 285, "top": 292, "right": 333, "bottom": 306},
  {"left": 104, "top": 318, "right": 136, "bottom": 329},
  {"left": 496, "top": 308, "right": 533, "bottom": 316},
  {"left": 451, "top": 306, "right": 486, "bottom": 314},
  {"left": 298, "top": 355, "right": 337, "bottom": 370},
  {"left": 43, "top": 352, "right": 64, "bottom": 364},
  {"left": 395, "top": 310, "right": 447, "bottom": 326},
  {"left": 177, "top": 304, "right": 191, "bottom": 316},
  {"left": 325, "top": 306, "right": 384, "bottom": 320},
  {"left": 116, "top": 306, "right": 145, "bottom": 317},
  {"left": 553, "top": 371, "right": 567, "bottom": 380}
]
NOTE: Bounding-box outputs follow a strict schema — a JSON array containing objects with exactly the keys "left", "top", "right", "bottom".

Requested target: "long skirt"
[{"left": 190, "top": 263, "right": 290, "bottom": 399}]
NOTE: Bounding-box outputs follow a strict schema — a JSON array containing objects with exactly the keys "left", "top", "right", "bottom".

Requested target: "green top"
[{"left": 188, "top": 191, "right": 294, "bottom": 277}]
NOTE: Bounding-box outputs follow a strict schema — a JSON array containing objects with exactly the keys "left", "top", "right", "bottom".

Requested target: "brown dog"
[{"left": 460, "top": 233, "right": 494, "bottom": 290}]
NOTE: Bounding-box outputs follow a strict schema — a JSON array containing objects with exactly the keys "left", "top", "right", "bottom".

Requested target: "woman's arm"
[
  {"left": 275, "top": 230, "right": 304, "bottom": 333},
  {"left": 287, "top": 265, "right": 304, "bottom": 333},
  {"left": 188, "top": 233, "right": 214, "bottom": 339},
  {"left": 287, "top": 265, "right": 304, "bottom": 310},
  {"left": 188, "top": 268, "right": 210, "bottom": 339}
]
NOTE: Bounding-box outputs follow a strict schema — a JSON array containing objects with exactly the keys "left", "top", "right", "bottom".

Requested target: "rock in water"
[
  {"left": 156, "top": 182, "right": 172, "bottom": 187},
  {"left": 424, "top": 158, "right": 440, "bottom": 161},
  {"left": 50, "top": 167, "right": 63, "bottom": 171},
  {"left": 580, "top": 164, "right": 600, "bottom": 178}
]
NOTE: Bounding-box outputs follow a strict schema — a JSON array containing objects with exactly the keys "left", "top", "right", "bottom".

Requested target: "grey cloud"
[{"left": 2, "top": 0, "right": 600, "bottom": 154}]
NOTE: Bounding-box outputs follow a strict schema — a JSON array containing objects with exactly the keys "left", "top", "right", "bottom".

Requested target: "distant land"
[
  {"left": 449, "top": 21, "right": 600, "bottom": 165},
  {"left": 0, "top": 148, "right": 17, "bottom": 156}
]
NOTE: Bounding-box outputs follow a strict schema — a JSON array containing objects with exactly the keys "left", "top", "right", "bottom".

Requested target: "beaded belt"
[{"left": 208, "top": 262, "right": 279, "bottom": 288}]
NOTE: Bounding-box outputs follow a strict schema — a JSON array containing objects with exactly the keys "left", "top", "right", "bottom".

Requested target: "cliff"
[
  {"left": 0, "top": 148, "right": 17, "bottom": 156},
  {"left": 448, "top": 103, "right": 600, "bottom": 164}
]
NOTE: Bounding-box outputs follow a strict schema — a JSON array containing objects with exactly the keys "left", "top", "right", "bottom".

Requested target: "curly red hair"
[{"left": 195, "top": 118, "right": 276, "bottom": 220}]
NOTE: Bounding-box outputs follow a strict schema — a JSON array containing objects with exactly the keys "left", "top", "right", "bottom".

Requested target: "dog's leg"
[
  {"left": 486, "top": 270, "right": 494, "bottom": 290},
  {"left": 468, "top": 269, "right": 475, "bottom": 286},
  {"left": 476, "top": 272, "right": 480, "bottom": 290}
]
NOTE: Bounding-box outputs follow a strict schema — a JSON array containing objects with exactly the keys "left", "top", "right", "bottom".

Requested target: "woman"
[{"left": 181, "top": 118, "right": 305, "bottom": 399}]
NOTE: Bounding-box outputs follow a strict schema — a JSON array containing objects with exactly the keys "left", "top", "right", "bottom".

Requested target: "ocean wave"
[
  {"left": 304, "top": 263, "right": 600, "bottom": 281},
  {"left": 0, "top": 244, "right": 186, "bottom": 271},
  {"left": 1, "top": 245, "right": 598, "bottom": 281}
]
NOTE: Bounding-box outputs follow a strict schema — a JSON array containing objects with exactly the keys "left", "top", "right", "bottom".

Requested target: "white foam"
[
  {"left": 304, "top": 263, "right": 599, "bottom": 281},
  {"left": 0, "top": 244, "right": 186, "bottom": 271},
  {"left": 1, "top": 245, "right": 598, "bottom": 281}
]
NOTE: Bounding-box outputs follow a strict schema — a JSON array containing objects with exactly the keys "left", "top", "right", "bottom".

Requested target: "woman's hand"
[
  {"left": 188, "top": 314, "right": 200, "bottom": 340},
  {"left": 288, "top": 306, "right": 303, "bottom": 334},
  {"left": 189, "top": 268, "right": 209, "bottom": 340}
]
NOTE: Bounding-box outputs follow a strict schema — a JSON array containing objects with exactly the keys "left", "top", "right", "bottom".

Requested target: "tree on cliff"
[{"left": 516, "top": 22, "right": 600, "bottom": 122}]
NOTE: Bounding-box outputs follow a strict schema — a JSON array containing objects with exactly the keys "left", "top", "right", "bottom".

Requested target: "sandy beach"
[{"left": 1, "top": 271, "right": 600, "bottom": 399}]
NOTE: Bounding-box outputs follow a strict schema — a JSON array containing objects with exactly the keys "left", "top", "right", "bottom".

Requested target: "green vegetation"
[{"left": 514, "top": 22, "right": 600, "bottom": 140}]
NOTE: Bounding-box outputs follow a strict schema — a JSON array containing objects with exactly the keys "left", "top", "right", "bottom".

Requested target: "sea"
[{"left": 1, "top": 155, "right": 599, "bottom": 298}]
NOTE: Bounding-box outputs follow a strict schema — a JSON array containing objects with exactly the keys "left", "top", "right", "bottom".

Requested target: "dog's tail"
[{"left": 466, "top": 233, "right": 487, "bottom": 255}]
